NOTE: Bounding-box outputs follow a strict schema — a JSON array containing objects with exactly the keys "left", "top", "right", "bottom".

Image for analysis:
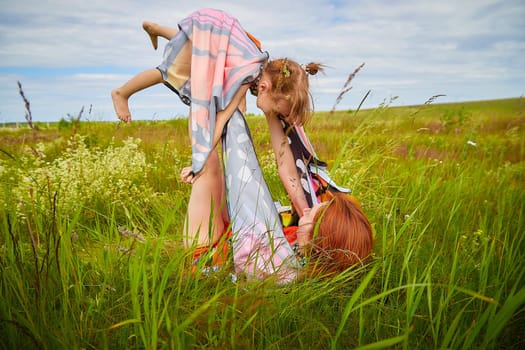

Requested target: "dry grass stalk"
[
  {"left": 117, "top": 226, "right": 146, "bottom": 242},
  {"left": 424, "top": 94, "right": 446, "bottom": 105},
  {"left": 68, "top": 106, "right": 84, "bottom": 135},
  {"left": 17, "top": 81, "right": 34, "bottom": 129},
  {"left": 330, "top": 62, "right": 365, "bottom": 114}
]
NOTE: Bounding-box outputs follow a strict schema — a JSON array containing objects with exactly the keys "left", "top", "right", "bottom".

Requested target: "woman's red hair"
[{"left": 308, "top": 193, "right": 374, "bottom": 275}]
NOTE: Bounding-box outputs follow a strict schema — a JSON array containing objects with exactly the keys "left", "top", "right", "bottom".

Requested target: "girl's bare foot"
[
  {"left": 142, "top": 21, "right": 158, "bottom": 50},
  {"left": 111, "top": 89, "right": 132, "bottom": 124}
]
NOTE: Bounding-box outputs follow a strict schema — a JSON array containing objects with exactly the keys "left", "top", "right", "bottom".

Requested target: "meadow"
[{"left": 0, "top": 97, "right": 524, "bottom": 349}]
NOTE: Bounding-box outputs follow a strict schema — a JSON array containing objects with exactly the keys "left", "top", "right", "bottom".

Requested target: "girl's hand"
[{"left": 180, "top": 166, "right": 197, "bottom": 184}]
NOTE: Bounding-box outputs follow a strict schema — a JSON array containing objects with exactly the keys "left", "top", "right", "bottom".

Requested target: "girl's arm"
[
  {"left": 184, "top": 84, "right": 250, "bottom": 183},
  {"left": 211, "top": 84, "right": 251, "bottom": 149},
  {"left": 266, "top": 114, "right": 309, "bottom": 217}
]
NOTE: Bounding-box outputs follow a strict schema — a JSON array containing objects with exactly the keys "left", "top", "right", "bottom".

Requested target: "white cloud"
[{"left": 0, "top": 0, "right": 524, "bottom": 122}]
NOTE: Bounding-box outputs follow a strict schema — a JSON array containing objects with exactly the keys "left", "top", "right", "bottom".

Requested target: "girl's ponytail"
[{"left": 304, "top": 62, "right": 324, "bottom": 76}]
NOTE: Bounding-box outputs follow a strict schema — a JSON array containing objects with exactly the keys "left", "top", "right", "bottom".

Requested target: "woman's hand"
[{"left": 296, "top": 203, "right": 325, "bottom": 253}]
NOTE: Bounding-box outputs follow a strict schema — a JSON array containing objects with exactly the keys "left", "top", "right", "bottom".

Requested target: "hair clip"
[{"left": 281, "top": 62, "right": 291, "bottom": 79}]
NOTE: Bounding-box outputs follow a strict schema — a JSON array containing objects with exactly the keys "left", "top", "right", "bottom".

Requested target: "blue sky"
[{"left": 1, "top": 0, "right": 524, "bottom": 123}]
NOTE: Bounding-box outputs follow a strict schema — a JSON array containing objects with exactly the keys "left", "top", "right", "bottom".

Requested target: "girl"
[{"left": 112, "top": 9, "right": 267, "bottom": 250}]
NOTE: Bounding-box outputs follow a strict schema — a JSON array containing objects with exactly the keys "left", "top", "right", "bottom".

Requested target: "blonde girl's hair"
[{"left": 262, "top": 58, "right": 324, "bottom": 126}]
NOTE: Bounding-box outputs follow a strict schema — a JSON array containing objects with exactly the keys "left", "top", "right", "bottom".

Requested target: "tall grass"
[{"left": 1, "top": 98, "right": 524, "bottom": 349}]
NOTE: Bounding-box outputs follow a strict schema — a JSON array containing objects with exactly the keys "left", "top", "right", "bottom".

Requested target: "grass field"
[{"left": 1, "top": 97, "right": 524, "bottom": 349}]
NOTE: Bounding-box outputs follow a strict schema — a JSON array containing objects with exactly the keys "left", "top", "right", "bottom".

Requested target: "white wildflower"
[{"left": 11, "top": 135, "right": 156, "bottom": 216}]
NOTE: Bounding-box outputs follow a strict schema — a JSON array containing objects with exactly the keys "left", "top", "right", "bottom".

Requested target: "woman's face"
[{"left": 296, "top": 202, "right": 325, "bottom": 247}]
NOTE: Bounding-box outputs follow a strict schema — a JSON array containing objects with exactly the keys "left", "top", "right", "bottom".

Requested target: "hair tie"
[{"left": 304, "top": 63, "right": 318, "bottom": 75}]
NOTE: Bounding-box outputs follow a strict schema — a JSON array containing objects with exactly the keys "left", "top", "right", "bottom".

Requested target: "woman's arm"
[{"left": 266, "top": 114, "right": 309, "bottom": 217}]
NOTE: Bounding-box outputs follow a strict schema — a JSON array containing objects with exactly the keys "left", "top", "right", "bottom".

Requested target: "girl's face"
[
  {"left": 256, "top": 75, "right": 291, "bottom": 119},
  {"left": 296, "top": 202, "right": 325, "bottom": 247}
]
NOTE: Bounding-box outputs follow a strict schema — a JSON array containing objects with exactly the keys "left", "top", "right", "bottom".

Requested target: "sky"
[{"left": 0, "top": 0, "right": 524, "bottom": 123}]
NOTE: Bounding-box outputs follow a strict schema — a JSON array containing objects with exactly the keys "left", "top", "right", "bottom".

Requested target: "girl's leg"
[
  {"left": 184, "top": 150, "right": 227, "bottom": 248},
  {"left": 142, "top": 21, "right": 179, "bottom": 50},
  {"left": 111, "top": 68, "right": 163, "bottom": 123}
]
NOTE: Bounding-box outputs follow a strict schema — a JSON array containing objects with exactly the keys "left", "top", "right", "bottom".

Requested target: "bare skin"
[
  {"left": 115, "top": 82, "right": 247, "bottom": 247},
  {"left": 111, "top": 68, "right": 163, "bottom": 123},
  {"left": 111, "top": 22, "right": 179, "bottom": 123},
  {"left": 266, "top": 111, "right": 310, "bottom": 217},
  {"left": 142, "top": 21, "right": 179, "bottom": 49},
  {"left": 180, "top": 85, "right": 250, "bottom": 247},
  {"left": 183, "top": 150, "right": 228, "bottom": 248},
  {"left": 296, "top": 203, "right": 325, "bottom": 249},
  {"left": 257, "top": 73, "right": 310, "bottom": 217},
  {"left": 180, "top": 84, "right": 251, "bottom": 184}
]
